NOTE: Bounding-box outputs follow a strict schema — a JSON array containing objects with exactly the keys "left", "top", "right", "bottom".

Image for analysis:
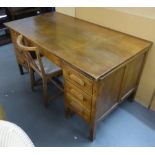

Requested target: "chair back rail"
[{"left": 16, "top": 35, "right": 46, "bottom": 76}]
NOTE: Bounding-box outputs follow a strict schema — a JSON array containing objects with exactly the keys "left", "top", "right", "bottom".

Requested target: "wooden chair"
[{"left": 16, "top": 35, "right": 63, "bottom": 107}]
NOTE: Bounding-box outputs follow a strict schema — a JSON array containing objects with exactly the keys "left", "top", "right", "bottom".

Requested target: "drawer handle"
[
  {"left": 69, "top": 74, "right": 85, "bottom": 86},
  {"left": 70, "top": 89, "right": 84, "bottom": 101}
]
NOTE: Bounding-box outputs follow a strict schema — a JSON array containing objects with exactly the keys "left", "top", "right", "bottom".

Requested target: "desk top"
[{"left": 5, "top": 12, "right": 152, "bottom": 79}]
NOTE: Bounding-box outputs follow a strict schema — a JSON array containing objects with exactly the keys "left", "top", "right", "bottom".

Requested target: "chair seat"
[
  {"left": 35, "top": 56, "right": 61, "bottom": 74},
  {"left": 16, "top": 34, "right": 63, "bottom": 107}
]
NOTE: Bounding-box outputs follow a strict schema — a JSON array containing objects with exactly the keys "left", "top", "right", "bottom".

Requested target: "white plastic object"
[{"left": 0, "top": 120, "right": 34, "bottom": 147}]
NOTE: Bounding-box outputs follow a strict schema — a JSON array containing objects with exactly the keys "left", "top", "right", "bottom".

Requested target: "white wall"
[{"left": 56, "top": 7, "right": 75, "bottom": 17}]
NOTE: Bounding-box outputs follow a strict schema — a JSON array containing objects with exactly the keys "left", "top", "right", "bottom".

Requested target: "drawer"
[
  {"left": 41, "top": 49, "right": 62, "bottom": 68},
  {"left": 63, "top": 64, "right": 93, "bottom": 95},
  {"left": 65, "top": 82, "right": 92, "bottom": 122},
  {"left": 66, "top": 93, "right": 91, "bottom": 122},
  {"left": 13, "top": 44, "right": 27, "bottom": 64},
  {"left": 10, "top": 30, "right": 19, "bottom": 44},
  {"left": 65, "top": 81, "right": 92, "bottom": 109}
]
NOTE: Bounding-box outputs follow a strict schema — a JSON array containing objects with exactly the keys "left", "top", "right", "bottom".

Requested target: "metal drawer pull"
[
  {"left": 69, "top": 74, "right": 85, "bottom": 86},
  {"left": 70, "top": 89, "right": 84, "bottom": 101}
]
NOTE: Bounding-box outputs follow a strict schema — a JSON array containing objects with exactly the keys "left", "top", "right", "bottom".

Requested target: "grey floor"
[{"left": 0, "top": 43, "right": 155, "bottom": 147}]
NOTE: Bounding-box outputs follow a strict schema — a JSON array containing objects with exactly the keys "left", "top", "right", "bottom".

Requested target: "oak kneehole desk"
[{"left": 5, "top": 12, "right": 152, "bottom": 141}]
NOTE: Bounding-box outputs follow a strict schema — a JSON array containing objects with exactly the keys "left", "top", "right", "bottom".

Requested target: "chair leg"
[
  {"left": 18, "top": 64, "right": 24, "bottom": 75},
  {"left": 65, "top": 107, "right": 74, "bottom": 119},
  {"left": 29, "top": 68, "right": 35, "bottom": 91},
  {"left": 42, "top": 79, "right": 48, "bottom": 107}
]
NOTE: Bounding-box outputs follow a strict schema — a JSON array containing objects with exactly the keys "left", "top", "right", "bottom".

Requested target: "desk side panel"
[
  {"left": 95, "top": 67, "right": 125, "bottom": 120},
  {"left": 120, "top": 53, "right": 146, "bottom": 101},
  {"left": 94, "top": 52, "right": 147, "bottom": 121}
]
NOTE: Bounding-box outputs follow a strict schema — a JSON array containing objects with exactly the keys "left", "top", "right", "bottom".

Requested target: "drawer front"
[
  {"left": 65, "top": 82, "right": 92, "bottom": 122},
  {"left": 63, "top": 64, "right": 93, "bottom": 95},
  {"left": 13, "top": 42, "right": 27, "bottom": 64},
  {"left": 10, "top": 30, "right": 19, "bottom": 44},
  {"left": 65, "top": 81, "right": 92, "bottom": 109},
  {"left": 41, "top": 49, "right": 62, "bottom": 68},
  {"left": 10, "top": 30, "right": 28, "bottom": 69},
  {"left": 66, "top": 94, "right": 91, "bottom": 122}
]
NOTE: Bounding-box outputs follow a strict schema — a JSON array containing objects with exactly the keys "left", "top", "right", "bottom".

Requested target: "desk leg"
[
  {"left": 65, "top": 107, "right": 74, "bottom": 119},
  {"left": 128, "top": 90, "right": 136, "bottom": 102},
  {"left": 18, "top": 64, "right": 24, "bottom": 75},
  {"left": 89, "top": 121, "right": 96, "bottom": 141},
  {"left": 64, "top": 90, "right": 74, "bottom": 118}
]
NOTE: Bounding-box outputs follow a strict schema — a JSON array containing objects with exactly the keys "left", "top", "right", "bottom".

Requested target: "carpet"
[
  {"left": 0, "top": 104, "right": 6, "bottom": 120},
  {"left": 1, "top": 43, "right": 155, "bottom": 146}
]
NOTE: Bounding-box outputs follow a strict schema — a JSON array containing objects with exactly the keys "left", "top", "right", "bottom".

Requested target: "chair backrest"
[{"left": 16, "top": 35, "right": 46, "bottom": 76}]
